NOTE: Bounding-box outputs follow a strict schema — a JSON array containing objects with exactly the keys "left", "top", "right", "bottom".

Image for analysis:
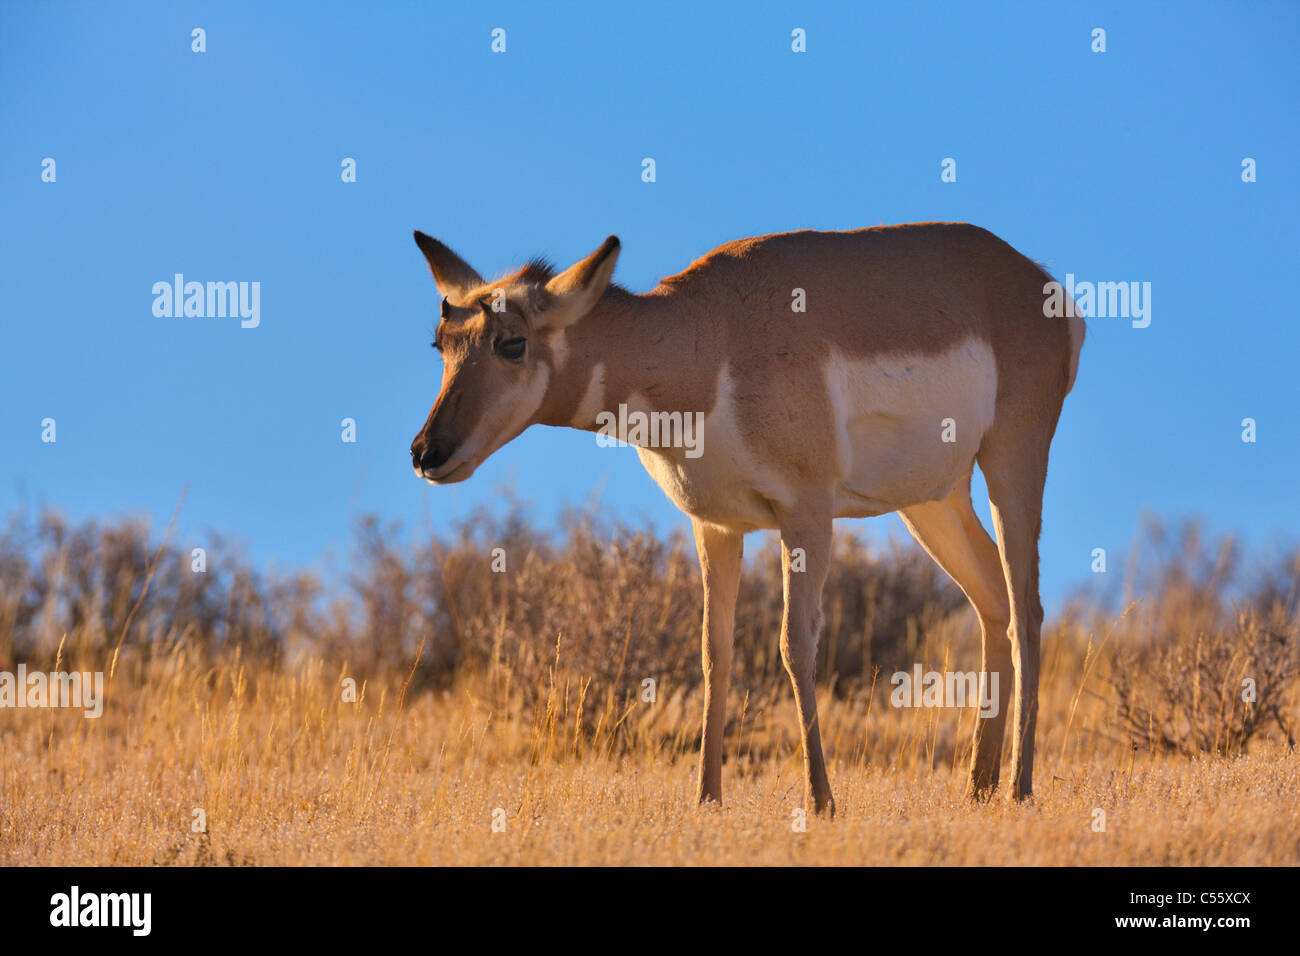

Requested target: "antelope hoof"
[
  {"left": 965, "top": 774, "right": 999, "bottom": 802},
  {"left": 812, "top": 794, "right": 836, "bottom": 819}
]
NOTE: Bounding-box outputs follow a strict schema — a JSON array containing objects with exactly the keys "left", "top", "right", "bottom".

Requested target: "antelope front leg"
[
  {"left": 693, "top": 519, "right": 744, "bottom": 806},
  {"left": 778, "top": 499, "right": 835, "bottom": 817}
]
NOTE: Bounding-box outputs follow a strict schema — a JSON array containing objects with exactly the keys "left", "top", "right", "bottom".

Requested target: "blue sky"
[{"left": 1, "top": 1, "right": 1296, "bottom": 611}]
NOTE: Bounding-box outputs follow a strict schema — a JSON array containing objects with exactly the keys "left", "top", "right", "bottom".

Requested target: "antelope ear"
[
  {"left": 413, "top": 231, "right": 484, "bottom": 299},
  {"left": 537, "top": 236, "right": 621, "bottom": 330}
]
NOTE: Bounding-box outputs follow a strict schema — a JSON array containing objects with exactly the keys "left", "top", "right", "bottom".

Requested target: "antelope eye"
[{"left": 495, "top": 337, "right": 526, "bottom": 360}]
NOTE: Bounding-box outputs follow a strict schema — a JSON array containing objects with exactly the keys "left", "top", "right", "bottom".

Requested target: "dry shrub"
[
  {"left": 1, "top": 505, "right": 1296, "bottom": 763},
  {"left": 314, "top": 505, "right": 967, "bottom": 707},
  {"left": 0, "top": 511, "right": 287, "bottom": 672},
  {"left": 1109, "top": 607, "right": 1299, "bottom": 756},
  {"left": 1101, "top": 519, "right": 1300, "bottom": 756}
]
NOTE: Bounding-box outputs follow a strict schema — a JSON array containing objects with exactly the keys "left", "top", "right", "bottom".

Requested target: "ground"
[{"left": 2, "top": 652, "right": 1295, "bottom": 866}]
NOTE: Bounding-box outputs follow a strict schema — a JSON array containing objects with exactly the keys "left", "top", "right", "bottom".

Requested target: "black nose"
[{"left": 411, "top": 438, "right": 453, "bottom": 473}]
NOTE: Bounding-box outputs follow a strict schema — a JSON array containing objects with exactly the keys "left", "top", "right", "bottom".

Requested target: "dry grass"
[
  {"left": 0, "top": 506, "right": 1296, "bottom": 865},
  {"left": 2, "top": 651, "right": 1297, "bottom": 866}
]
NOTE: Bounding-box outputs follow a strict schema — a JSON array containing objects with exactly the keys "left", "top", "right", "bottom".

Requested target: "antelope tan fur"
[{"left": 410, "top": 223, "right": 1085, "bottom": 812}]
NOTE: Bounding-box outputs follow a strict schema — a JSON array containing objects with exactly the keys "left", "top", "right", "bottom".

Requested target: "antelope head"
[{"left": 409, "top": 230, "right": 620, "bottom": 483}]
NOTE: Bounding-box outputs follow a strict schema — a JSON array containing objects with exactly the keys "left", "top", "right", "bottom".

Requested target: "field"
[{"left": 1, "top": 507, "right": 1297, "bottom": 866}]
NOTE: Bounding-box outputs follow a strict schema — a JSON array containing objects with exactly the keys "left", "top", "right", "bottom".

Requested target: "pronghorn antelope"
[{"left": 410, "top": 223, "right": 1085, "bottom": 813}]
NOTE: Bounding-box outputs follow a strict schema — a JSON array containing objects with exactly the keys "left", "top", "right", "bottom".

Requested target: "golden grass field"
[
  {"left": 0, "top": 510, "right": 1296, "bottom": 865},
  {"left": 2, "top": 638, "right": 1297, "bottom": 866}
]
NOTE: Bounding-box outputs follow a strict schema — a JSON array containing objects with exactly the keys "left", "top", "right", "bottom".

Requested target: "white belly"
[
  {"left": 634, "top": 338, "right": 997, "bottom": 529},
  {"left": 825, "top": 338, "right": 997, "bottom": 516}
]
